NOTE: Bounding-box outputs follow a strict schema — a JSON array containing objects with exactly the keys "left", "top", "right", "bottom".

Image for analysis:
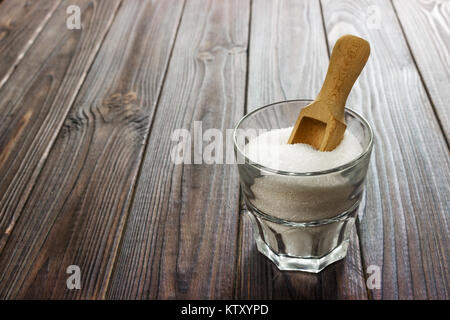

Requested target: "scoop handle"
[{"left": 316, "top": 35, "right": 370, "bottom": 120}]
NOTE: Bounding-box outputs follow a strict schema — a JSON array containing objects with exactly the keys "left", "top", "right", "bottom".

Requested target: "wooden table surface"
[{"left": 0, "top": 0, "right": 448, "bottom": 300}]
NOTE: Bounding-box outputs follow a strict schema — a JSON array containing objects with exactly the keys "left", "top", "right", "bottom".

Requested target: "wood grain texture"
[
  {"left": 321, "top": 0, "right": 450, "bottom": 299},
  {"left": 0, "top": 0, "right": 447, "bottom": 300},
  {"left": 237, "top": 0, "right": 368, "bottom": 299},
  {"left": 393, "top": 0, "right": 450, "bottom": 140},
  {"left": 107, "top": 0, "right": 249, "bottom": 299},
  {"left": 247, "top": 0, "right": 329, "bottom": 108},
  {"left": 0, "top": 0, "right": 61, "bottom": 89},
  {"left": 0, "top": 0, "right": 121, "bottom": 257},
  {"left": 0, "top": 0, "right": 185, "bottom": 299}
]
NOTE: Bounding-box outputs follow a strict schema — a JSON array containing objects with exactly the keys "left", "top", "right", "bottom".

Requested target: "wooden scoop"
[{"left": 288, "top": 34, "right": 370, "bottom": 151}]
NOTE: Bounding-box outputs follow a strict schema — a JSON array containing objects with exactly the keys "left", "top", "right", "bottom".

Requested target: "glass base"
[{"left": 254, "top": 232, "right": 349, "bottom": 273}]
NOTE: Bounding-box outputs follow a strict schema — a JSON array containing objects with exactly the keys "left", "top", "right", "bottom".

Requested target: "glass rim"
[{"left": 233, "top": 99, "right": 374, "bottom": 176}]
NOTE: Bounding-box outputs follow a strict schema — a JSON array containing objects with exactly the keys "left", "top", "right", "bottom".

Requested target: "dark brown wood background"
[{"left": 0, "top": 0, "right": 448, "bottom": 299}]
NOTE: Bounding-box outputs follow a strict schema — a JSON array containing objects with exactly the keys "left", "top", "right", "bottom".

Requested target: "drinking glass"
[{"left": 233, "top": 99, "right": 373, "bottom": 272}]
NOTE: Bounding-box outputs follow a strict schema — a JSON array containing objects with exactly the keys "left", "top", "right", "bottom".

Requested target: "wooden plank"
[
  {"left": 247, "top": 0, "right": 331, "bottom": 108},
  {"left": 237, "top": 0, "right": 368, "bottom": 299},
  {"left": 0, "top": 0, "right": 61, "bottom": 88},
  {"left": 0, "top": 0, "right": 187, "bottom": 299},
  {"left": 107, "top": 0, "right": 250, "bottom": 299},
  {"left": 0, "top": 0, "right": 121, "bottom": 255},
  {"left": 393, "top": 0, "right": 450, "bottom": 140},
  {"left": 0, "top": 0, "right": 185, "bottom": 299},
  {"left": 321, "top": 0, "right": 450, "bottom": 299}
]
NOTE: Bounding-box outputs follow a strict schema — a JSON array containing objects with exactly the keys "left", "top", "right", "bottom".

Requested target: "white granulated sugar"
[
  {"left": 244, "top": 127, "right": 362, "bottom": 173},
  {"left": 242, "top": 126, "right": 366, "bottom": 257}
]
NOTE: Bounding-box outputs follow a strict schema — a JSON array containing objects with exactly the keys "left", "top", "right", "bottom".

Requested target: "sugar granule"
[{"left": 244, "top": 127, "right": 363, "bottom": 173}]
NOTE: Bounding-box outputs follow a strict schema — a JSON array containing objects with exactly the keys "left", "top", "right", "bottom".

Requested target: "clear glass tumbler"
[{"left": 233, "top": 99, "right": 373, "bottom": 273}]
